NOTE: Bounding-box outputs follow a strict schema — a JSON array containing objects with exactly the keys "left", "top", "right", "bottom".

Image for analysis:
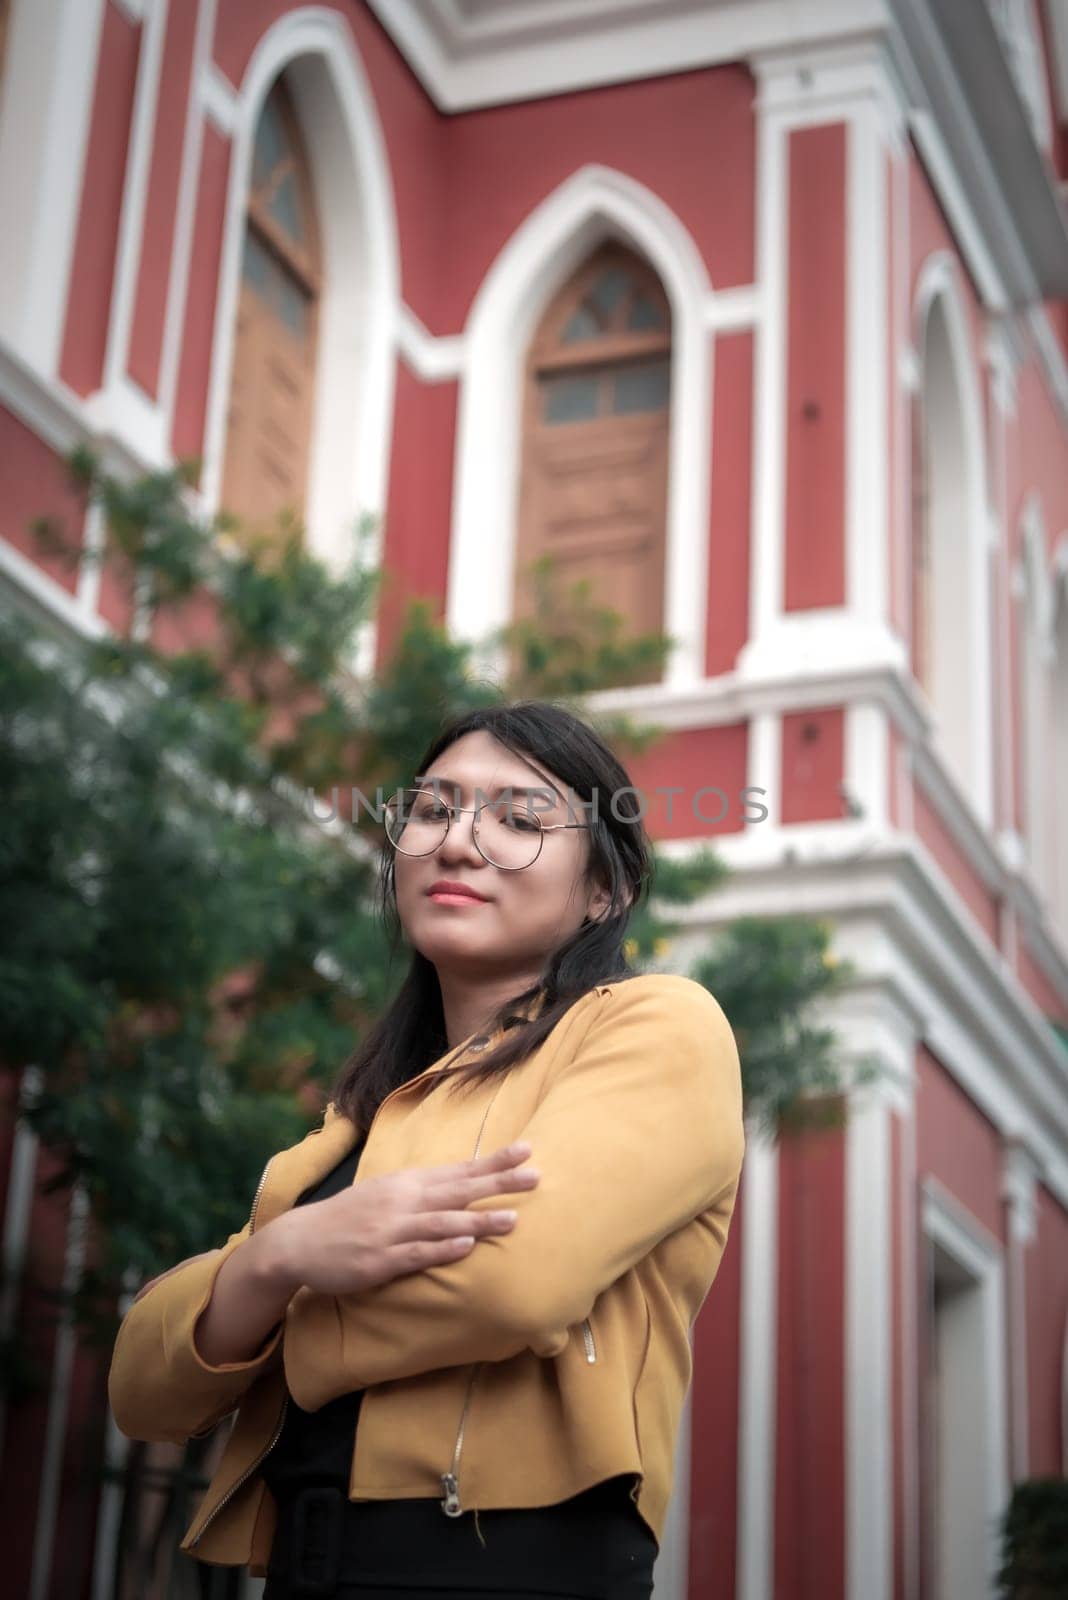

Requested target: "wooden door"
[{"left": 514, "top": 244, "right": 672, "bottom": 681}]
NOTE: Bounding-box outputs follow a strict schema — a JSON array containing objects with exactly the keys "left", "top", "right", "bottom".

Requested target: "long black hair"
[{"left": 328, "top": 700, "right": 653, "bottom": 1132}]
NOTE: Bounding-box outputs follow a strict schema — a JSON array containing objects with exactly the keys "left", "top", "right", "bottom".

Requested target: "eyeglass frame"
[{"left": 383, "top": 784, "right": 595, "bottom": 872}]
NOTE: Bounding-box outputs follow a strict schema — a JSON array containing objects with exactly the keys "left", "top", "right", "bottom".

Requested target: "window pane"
[
  {"left": 561, "top": 304, "right": 601, "bottom": 342},
  {"left": 627, "top": 293, "right": 667, "bottom": 332},
  {"left": 253, "top": 96, "right": 285, "bottom": 190},
  {"left": 612, "top": 360, "right": 670, "bottom": 414},
  {"left": 270, "top": 171, "right": 304, "bottom": 244},
  {"left": 589, "top": 267, "right": 631, "bottom": 317},
  {"left": 542, "top": 373, "right": 600, "bottom": 424},
  {"left": 242, "top": 230, "right": 271, "bottom": 296},
  {"left": 276, "top": 272, "right": 309, "bottom": 337}
]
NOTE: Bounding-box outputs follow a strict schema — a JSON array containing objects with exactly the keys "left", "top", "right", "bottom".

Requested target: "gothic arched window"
[
  {"left": 911, "top": 291, "right": 988, "bottom": 811},
  {"left": 221, "top": 76, "right": 321, "bottom": 543},
  {"left": 513, "top": 243, "right": 672, "bottom": 683}
]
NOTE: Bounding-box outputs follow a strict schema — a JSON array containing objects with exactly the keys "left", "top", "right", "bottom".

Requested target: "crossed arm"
[
  {"left": 282, "top": 975, "right": 745, "bottom": 1407},
  {"left": 108, "top": 975, "right": 744, "bottom": 1439}
]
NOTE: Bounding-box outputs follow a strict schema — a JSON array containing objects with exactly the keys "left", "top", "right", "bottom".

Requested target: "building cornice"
[
  {"left": 370, "top": 0, "right": 1068, "bottom": 308},
  {"left": 366, "top": 0, "right": 884, "bottom": 111},
  {"left": 886, "top": 0, "right": 1068, "bottom": 303}
]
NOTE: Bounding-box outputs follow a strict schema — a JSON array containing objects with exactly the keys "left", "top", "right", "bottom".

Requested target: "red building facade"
[{"left": 1, "top": 3, "right": 1067, "bottom": 1597}]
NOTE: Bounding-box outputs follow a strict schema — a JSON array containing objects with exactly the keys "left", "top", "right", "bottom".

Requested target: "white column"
[
  {"left": 0, "top": 0, "right": 106, "bottom": 376},
  {"left": 1000, "top": 1132, "right": 1040, "bottom": 1481},
  {"left": 736, "top": 1119, "right": 777, "bottom": 1600},
  {"left": 846, "top": 1074, "right": 894, "bottom": 1600},
  {"left": 826, "top": 981, "right": 918, "bottom": 1600}
]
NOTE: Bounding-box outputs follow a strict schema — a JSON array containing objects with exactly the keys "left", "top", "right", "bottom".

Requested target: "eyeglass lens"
[{"left": 384, "top": 788, "right": 543, "bottom": 870}]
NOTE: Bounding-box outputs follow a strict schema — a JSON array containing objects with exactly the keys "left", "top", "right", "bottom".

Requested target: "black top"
[{"left": 261, "top": 1136, "right": 658, "bottom": 1594}]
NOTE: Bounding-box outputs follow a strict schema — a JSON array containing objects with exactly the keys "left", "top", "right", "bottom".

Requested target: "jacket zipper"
[
  {"left": 439, "top": 1363, "right": 478, "bottom": 1517},
  {"left": 438, "top": 1074, "right": 509, "bottom": 1519},
  {"left": 581, "top": 1316, "right": 597, "bottom": 1363}
]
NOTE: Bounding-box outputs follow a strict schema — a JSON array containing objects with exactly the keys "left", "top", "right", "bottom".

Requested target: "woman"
[{"left": 108, "top": 700, "right": 746, "bottom": 1599}]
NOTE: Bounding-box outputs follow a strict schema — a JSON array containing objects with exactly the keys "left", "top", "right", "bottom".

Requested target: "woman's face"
[{"left": 392, "top": 730, "right": 611, "bottom": 979}]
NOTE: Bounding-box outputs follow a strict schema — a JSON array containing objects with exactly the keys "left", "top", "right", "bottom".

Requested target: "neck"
[{"left": 437, "top": 970, "right": 543, "bottom": 1051}]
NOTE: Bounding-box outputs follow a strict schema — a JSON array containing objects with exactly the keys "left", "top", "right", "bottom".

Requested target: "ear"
[{"left": 586, "top": 883, "right": 614, "bottom": 924}]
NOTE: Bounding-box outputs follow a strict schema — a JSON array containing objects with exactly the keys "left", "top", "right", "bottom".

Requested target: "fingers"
[
  {"left": 385, "top": 1215, "right": 514, "bottom": 1277},
  {"left": 416, "top": 1141, "right": 534, "bottom": 1183},
  {"left": 391, "top": 1206, "right": 518, "bottom": 1247},
  {"left": 416, "top": 1141, "right": 540, "bottom": 1208}
]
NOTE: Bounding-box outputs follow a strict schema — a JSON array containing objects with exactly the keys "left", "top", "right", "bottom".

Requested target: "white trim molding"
[
  {"left": 846, "top": 1064, "right": 895, "bottom": 1600},
  {"left": 158, "top": 0, "right": 221, "bottom": 433},
  {"left": 736, "top": 1119, "right": 778, "bottom": 1600},
  {"left": 911, "top": 251, "right": 996, "bottom": 831},
  {"left": 822, "top": 982, "right": 917, "bottom": 1599},
  {"left": 91, "top": 0, "right": 170, "bottom": 456},
  {"left": 920, "top": 1177, "right": 1010, "bottom": 1600},
  {"left": 367, "top": 0, "right": 884, "bottom": 113},
  {"left": 0, "top": 0, "right": 106, "bottom": 378},
  {"left": 1001, "top": 1130, "right": 1042, "bottom": 1478},
  {"left": 396, "top": 305, "right": 466, "bottom": 383},
  {"left": 199, "top": 6, "right": 401, "bottom": 678},
  {"left": 447, "top": 163, "right": 723, "bottom": 688}
]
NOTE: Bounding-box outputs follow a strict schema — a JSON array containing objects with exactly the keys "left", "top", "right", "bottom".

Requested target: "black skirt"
[{"left": 261, "top": 1474, "right": 657, "bottom": 1599}]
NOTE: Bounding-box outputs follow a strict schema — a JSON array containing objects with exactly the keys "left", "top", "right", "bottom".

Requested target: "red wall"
[
  {"left": 623, "top": 724, "right": 750, "bottom": 842},
  {"left": 775, "top": 1108, "right": 847, "bottom": 1600},
  {"left": 780, "top": 707, "right": 845, "bottom": 825},
  {"left": 375, "top": 360, "right": 459, "bottom": 669},
  {"left": 129, "top": 0, "right": 200, "bottom": 397},
  {"left": 784, "top": 124, "right": 847, "bottom": 612},
  {"left": 915, "top": 1046, "right": 1005, "bottom": 1243},
  {"left": 172, "top": 123, "right": 232, "bottom": 469},
  {"left": 1026, "top": 1182, "right": 1068, "bottom": 1474},
  {"left": 912, "top": 780, "right": 1000, "bottom": 944},
  {"left": 0, "top": 410, "right": 87, "bottom": 592},
  {"left": 690, "top": 1186, "right": 743, "bottom": 1599}
]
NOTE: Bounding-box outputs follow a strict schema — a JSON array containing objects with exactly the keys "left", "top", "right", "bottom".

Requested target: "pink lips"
[{"left": 427, "top": 880, "right": 488, "bottom": 905}]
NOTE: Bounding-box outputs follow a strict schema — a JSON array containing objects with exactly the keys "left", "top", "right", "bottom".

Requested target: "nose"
[{"left": 435, "top": 806, "right": 483, "bottom": 866}]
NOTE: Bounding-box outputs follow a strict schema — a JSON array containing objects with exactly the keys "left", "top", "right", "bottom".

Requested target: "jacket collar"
[{"left": 255, "top": 1023, "right": 511, "bottom": 1230}]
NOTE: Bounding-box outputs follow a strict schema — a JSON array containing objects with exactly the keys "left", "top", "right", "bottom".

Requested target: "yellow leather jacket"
[{"left": 107, "top": 974, "right": 746, "bottom": 1576}]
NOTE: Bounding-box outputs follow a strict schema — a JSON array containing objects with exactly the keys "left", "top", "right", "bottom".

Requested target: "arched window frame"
[
  {"left": 510, "top": 241, "right": 673, "bottom": 680},
  {"left": 1017, "top": 495, "right": 1056, "bottom": 895},
  {"left": 448, "top": 165, "right": 713, "bottom": 690},
  {"left": 910, "top": 256, "right": 995, "bottom": 828},
  {"left": 201, "top": 10, "right": 399, "bottom": 676}
]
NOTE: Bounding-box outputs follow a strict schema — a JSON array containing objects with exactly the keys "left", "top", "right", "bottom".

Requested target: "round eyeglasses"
[{"left": 383, "top": 786, "right": 593, "bottom": 872}]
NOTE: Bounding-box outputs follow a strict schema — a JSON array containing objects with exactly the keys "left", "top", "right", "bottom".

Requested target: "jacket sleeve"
[
  {"left": 283, "top": 974, "right": 745, "bottom": 1402},
  {"left": 107, "top": 1221, "right": 286, "bottom": 1444}
]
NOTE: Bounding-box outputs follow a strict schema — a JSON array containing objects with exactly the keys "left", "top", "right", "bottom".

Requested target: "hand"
[{"left": 262, "top": 1140, "right": 541, "bottom": 1298}]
